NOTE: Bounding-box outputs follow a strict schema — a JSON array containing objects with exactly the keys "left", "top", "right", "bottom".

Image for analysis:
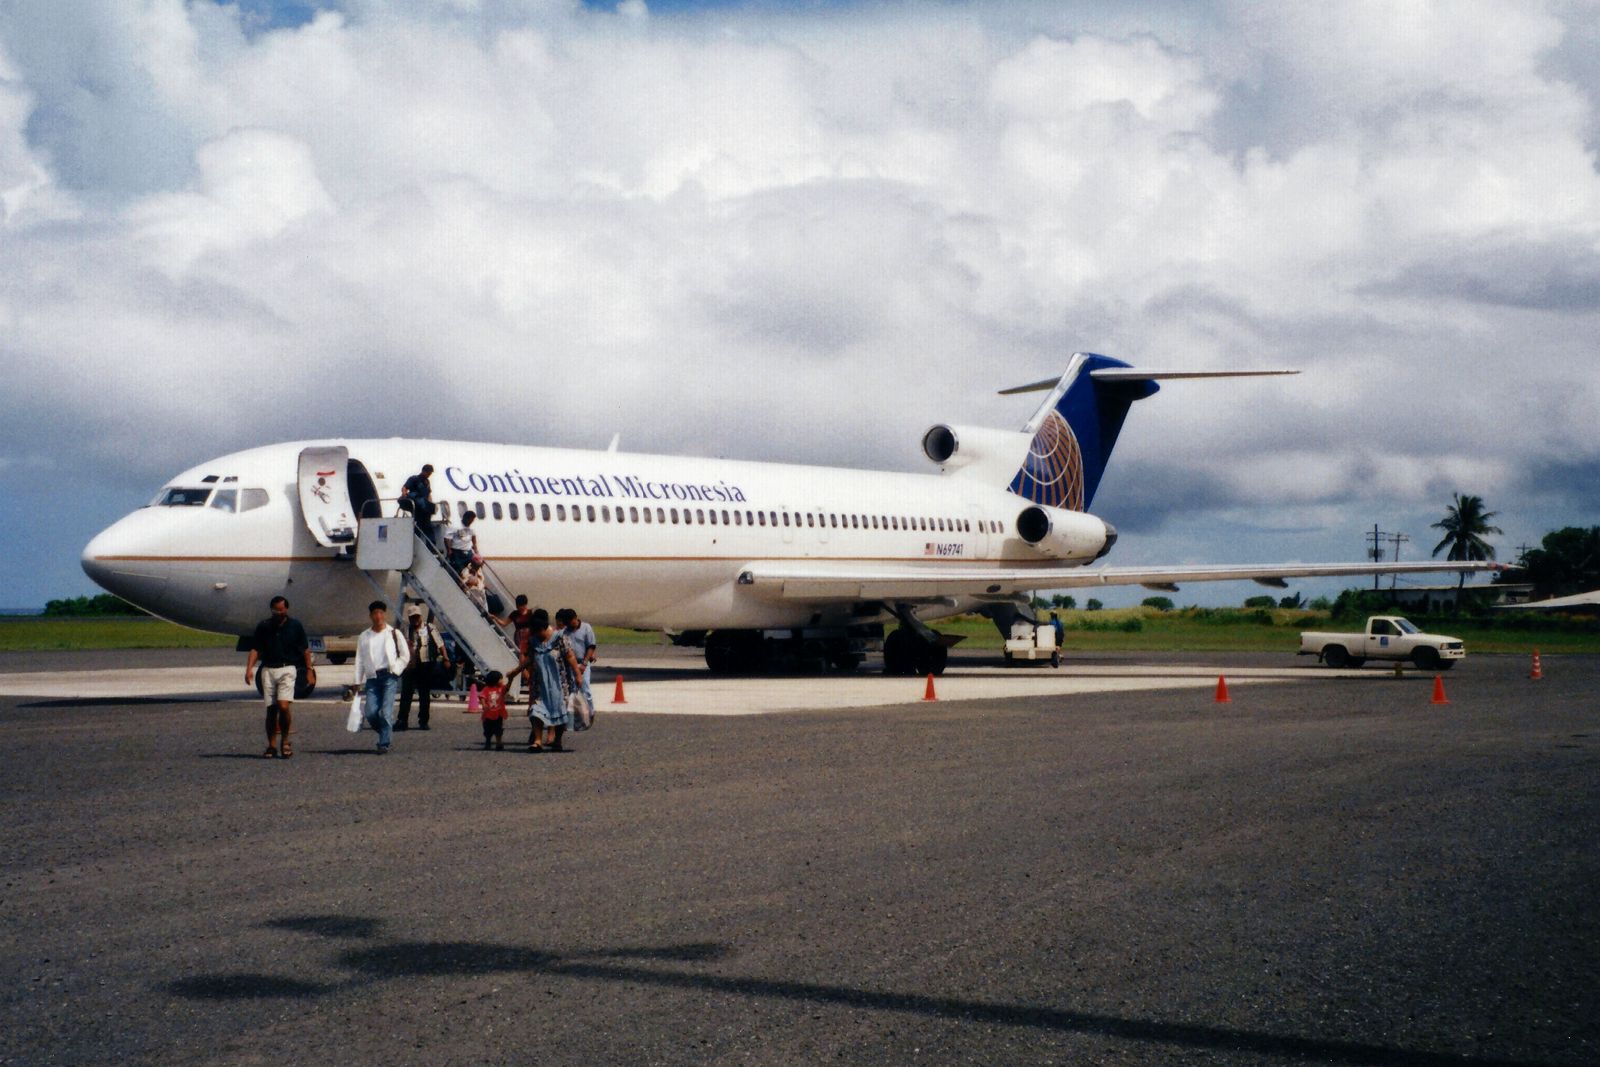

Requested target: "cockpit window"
[
  {"left": 209, "top": 489, "right": 238, "bottom": 513},
  {"left": 240, "top": 488, "right": 269, "bottom": 513},
  {"left": 156, "top": 487, "right": 211, "bottom": 507}
]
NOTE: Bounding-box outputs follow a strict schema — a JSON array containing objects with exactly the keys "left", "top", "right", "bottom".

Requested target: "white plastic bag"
[
  {"left": 566, "top": 691, "right": 594, "bottom": 732},
  {"left": 346, "top": 693, "right": 364, "bottom": 733}
]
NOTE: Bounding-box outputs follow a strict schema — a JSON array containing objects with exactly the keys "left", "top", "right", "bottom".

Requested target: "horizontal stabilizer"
[{"left": 998, "top": 368, "right": 1297, "bottom": 395}]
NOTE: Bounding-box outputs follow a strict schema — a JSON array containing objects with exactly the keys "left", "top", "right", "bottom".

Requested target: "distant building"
[
  {"left": 1494, "top": 588, "right": 1600, "bottom": 614},
  {"left": 1386, "top": 583, "right": 1534, "bottom": 614}
]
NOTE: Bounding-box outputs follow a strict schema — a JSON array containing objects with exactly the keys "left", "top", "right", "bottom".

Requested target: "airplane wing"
[{"left": 737, "top": 560, "right": 1503, "bottom": 602}]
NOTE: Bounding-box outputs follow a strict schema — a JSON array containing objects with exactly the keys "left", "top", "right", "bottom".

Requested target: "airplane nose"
[{"left": 81, "top": 512, "right": 169, "bottom": 606}]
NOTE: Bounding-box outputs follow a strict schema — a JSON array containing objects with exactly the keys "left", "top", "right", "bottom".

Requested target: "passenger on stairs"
[
  {"left": 400, "top": 464, "right": 438, "bottom": 545},
  {"left": 462, "top": 559, "right": 489, "bottom": 614},
  {"left": 445, "top": 510, "right": 478, "bottom": 572}
]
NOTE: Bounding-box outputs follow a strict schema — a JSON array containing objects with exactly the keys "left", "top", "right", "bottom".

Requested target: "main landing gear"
[{"left": 881, "top": 627, "right": 949, "bottom": 676}]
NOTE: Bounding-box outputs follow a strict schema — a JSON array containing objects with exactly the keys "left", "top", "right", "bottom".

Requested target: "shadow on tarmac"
[
  {"left": 164, "top": 915, "right": 1555, "bottom": 1067},
  {"left": 19, "top": 695, "right": 244, "bottom": 709}
]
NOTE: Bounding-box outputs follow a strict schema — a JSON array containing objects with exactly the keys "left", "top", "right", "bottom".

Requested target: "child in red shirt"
[{"left": 479, "top": 671, "right": 508, "bottom": 751}]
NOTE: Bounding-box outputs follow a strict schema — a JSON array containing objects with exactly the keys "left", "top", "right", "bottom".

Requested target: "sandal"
[
  {"left": 280, "top": 740, "right": 293, "bottom": 759},
  {"left": 263, "top": 746, "right": 278, "bottom": 759},
  {"left": 529, "top": 741, "right": 544, "bottom": 754}
]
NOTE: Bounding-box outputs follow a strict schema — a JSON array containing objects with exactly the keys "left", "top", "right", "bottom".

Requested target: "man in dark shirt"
[
  {"left": 244, "top": 596, "right": 313, "bottom": 758},
  {"left": 400, "top": 464, "right": 438, "bottom": 545}
]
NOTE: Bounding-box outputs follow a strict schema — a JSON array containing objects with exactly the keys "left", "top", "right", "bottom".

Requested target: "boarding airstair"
[{"left": 355, "top": 513, "right": 522, "bottom": 679}]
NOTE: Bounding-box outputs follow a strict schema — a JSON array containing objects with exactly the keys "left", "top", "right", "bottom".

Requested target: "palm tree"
[{"left": 1430, "top": 493, "right": 1503, "bottom": 591}]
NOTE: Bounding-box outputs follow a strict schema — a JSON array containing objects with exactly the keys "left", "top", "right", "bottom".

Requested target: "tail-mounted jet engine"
[
  {"left": 921, "top": 423, "right": 1033, "bottom": 482},
  {"left": 1016, "top": 505, "right": 1118, "bottom": 561}
]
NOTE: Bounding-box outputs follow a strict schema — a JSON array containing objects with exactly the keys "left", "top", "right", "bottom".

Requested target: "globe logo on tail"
[{"left": 1013, "top": 410, "right": 1085, "bottom": 511}]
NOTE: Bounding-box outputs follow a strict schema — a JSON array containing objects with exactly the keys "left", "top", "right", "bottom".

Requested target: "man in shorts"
[{"left": 245, "top": 596, "right": 314, "bottom": 759}]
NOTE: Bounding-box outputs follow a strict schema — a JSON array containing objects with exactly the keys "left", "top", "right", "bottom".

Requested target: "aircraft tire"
[
  {"left": 883, "top": 628, "right": 915, "bottom": 675},
  {"left": 915, "top": 641, "right": 948, "bottom": 677},
  {"left": 705, "top": 634, "right": 737, "bottom": 675}
]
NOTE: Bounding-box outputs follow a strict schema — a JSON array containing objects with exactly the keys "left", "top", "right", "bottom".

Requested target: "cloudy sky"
[{"left": 2, "top": 0, "right": 1597, "bottom": 610}]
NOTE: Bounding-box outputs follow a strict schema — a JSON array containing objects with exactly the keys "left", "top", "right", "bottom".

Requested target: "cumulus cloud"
[{"left": 0, "top": 0, "right": 1596, "bottom": 601}]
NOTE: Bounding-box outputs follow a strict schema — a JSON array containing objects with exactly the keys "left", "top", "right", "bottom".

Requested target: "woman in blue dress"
[{"left": 506, "top": 608, "right": 583, "bottom": 753}]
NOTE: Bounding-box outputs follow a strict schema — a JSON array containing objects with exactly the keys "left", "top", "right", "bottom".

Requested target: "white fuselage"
[{"left": 83, "top": 438, "right": 1110, "bottom": 638}]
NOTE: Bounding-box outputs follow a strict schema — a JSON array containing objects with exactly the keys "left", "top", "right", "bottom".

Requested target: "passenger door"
[
  {"left": 297, "top": 446, "right": 357, "bottom": 547},
  {"left": 1365, "top": 618, "right": 1395, "bottom": 657}
]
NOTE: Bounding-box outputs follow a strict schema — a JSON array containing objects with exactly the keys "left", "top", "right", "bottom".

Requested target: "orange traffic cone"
[
  {"left": 1530, "top": 650, "right": 1543, "bottom": 681},
  {"left": 466, "top": 682, "right": 480, "bottom": 713},
  {"left": 612, "top": 674, "right": 628, "bottom": 705},
  {"left": 1214, "top": 676, "right": 1232, "bottom": 704},
  {"left": 1430, "top": 675, "right": 1449, "bottom": 705},
  {"left": 923, "top": 673, "right": 938, "bottom": 701}
]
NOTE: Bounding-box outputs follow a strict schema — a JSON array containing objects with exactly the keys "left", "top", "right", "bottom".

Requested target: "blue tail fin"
[{"left": 1006, "top": 353, "right": 1159, "bottom": 511}]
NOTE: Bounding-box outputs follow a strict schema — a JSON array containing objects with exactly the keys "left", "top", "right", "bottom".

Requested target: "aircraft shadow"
[
  {"left": 162, "top": 914, "right": 1555, "bottom": 1067},
  {"left": 19, "top": 695, "right": 244, "bottom": 709}
]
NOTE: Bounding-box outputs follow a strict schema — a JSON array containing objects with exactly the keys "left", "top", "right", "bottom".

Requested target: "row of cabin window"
[{"left": 437, "top": 499, "right": 1007, "bottom": 536}]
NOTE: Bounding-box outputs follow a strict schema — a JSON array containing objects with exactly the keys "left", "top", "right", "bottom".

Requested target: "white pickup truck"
[{"left": 1299, "top": 615, "right": 1466, "bottom": 670}]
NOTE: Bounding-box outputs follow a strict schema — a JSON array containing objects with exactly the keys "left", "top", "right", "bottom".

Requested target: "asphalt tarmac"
[{"left": 2, "top": 650, "right": 1596, "bottom": 1066}]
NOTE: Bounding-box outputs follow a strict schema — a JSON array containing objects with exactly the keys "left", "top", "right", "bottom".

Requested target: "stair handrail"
[{"left": 405, "top": 527, "right": 520, "bottom": 661}]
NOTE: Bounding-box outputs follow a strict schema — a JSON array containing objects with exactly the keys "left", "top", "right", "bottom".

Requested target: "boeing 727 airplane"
[{"left": 82, "top": 353, "right": 1493, "bottom": 675}]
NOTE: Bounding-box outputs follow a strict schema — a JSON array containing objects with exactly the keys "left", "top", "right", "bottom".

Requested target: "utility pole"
[
  {"left": 1385, "top": 532, "right": 1410, "bottom": 589},
  {"left": 1515, "top": 542, "right": 1534, "bottom": 566},
  {"left": 1367, "top": 524, "right": 1389, "bottom": 590}
]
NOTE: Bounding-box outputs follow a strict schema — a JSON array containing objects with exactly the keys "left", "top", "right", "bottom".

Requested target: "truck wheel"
[
  {"left": 1323, "top": 645, "right": 1349, "bottom": 668},
  {"left": 327, "top": 653, "right": 349, "bottom": 665},
  {"left": 1438, "top": 660, "right": 1456, "bottom": 670},
  {"left": 1412, "top": 646, "right": 1441, "bottom": 670},
  {"left": 1346, "top": 657, "right": 1366, "bottom": 668}
]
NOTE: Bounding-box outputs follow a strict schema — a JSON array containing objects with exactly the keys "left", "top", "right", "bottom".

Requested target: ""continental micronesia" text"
[{"left": 444, "top": 466, "right": 748, "bottom": 504}]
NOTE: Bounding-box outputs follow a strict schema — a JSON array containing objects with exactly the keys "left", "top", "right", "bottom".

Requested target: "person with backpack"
[
  {"left": 400, "top": 464, "right": 438, "bottom": 545},
  {"left": 356, "top": 600, "right": 410, "bottom": 754}
]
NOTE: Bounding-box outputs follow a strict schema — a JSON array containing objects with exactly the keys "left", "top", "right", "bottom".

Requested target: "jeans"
[
  {"left": 579, "top": 663, "right": 593, "bottom": 704},
  {"left": 363, "top": 671, "right": 400, "bottom": 748}
]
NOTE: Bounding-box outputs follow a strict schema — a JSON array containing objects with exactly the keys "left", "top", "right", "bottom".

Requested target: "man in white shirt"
[
  {"left": 355, "top": 600, "right": 410, "bottom": 754},
  {"left": 445, "top": 511, "right": 478, "bottom": 573}
]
